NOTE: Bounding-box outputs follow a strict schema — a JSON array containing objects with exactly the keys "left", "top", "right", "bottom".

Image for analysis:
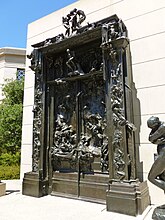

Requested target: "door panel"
[{"left": 47, "top": 38, "right": 109, "bottom": 201}]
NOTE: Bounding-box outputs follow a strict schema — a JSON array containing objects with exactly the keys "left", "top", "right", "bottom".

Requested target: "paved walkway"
[{"left": 0, "top": 180, "right": 158, "bottom": 220}]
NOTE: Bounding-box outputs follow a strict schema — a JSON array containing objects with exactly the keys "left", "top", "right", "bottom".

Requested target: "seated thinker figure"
[{"left": 147, "top": 116, "right": 165, "bottom": 191}]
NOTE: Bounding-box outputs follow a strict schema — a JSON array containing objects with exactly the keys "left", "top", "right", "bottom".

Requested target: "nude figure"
[{"left": 147, "top": 116, "right": 165, "bottom": 191}]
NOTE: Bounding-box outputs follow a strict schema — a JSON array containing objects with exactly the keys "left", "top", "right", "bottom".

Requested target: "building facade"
[
  {"left": 21, "top": 0, "right": 165, "bottom": 205},
  {"left": 0, "top": 47, "right": 26, "bottom": 101}
]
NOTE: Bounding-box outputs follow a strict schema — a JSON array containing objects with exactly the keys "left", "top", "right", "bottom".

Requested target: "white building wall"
[
  {"left": 0, "top": 47, "right": 26, "bottom": 100},
  {"left": 21, "top": 0, "right": 165, "bottom": 204}
]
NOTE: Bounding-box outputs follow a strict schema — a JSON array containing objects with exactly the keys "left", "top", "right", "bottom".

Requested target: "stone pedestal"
[
  {"left": 106, "top": 180, "right": 150, "bottom": 216},
  {"left": 0, "top": 181, "right": 6, "bottom": 196},
  {"left": 22, "top": 172, "right": 48, "bottom": 197}
]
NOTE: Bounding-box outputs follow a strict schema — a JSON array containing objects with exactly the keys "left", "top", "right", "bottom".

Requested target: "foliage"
[
  {"left": 0, "top": 165, "right": 20, "bottom": 180},
  {"left": 0, "top": 77, "right": 24, "bottom": 160},
  {"left": 2, "top": 77, "right": 24, "bottom": 105},
  {"left": 0, "top": 104, "right": 23, "bottom": 154},
  {"left": 0, "top": 152, "right": 20, "bottom": 166}
]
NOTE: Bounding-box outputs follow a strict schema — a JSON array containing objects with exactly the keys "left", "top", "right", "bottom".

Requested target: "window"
[{"left": 17, "top": 68, "right": 25, "bottom": 80}]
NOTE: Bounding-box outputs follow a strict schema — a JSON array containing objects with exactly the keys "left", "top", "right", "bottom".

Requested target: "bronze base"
[
  {"left": 152, "top": 205, "right": 165, "bottom": 220},
  {"left": 51, "top": 172, "right": 109, "bottom": 203},
  {"left": 106, "top": 180, "right": 150, "bottom": 216},
  {"left": 22, "top": 172, "right": 48, "bottom": 197},
  {"left": 0, "top": 181, "right": 6, "bottom": 196}
]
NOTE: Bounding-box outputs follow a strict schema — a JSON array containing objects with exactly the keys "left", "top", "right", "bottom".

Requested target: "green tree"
[{"left": 0, "top": 76, "right": 24, "bottom": 162}]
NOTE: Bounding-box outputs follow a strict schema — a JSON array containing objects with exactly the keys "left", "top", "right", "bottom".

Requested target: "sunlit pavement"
[{"left": 0, "top": 180, "right": 157, "bottom": 220}]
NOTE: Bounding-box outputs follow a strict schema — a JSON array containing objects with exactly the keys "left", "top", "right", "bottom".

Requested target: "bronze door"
[
  {"left": 22, "top": 15, "right": 140, "bottom": 206},
  {"left": 49, "top": 73, "right": 109, "bottom": 202}
]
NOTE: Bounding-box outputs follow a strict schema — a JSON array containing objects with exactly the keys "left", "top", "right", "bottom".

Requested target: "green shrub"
[
  {"left": 0, "top": 152, "right": 20, "bottom": 166},
  {"left": 0, "top": 75, "right": 24, "bottom": 179},
  {"left": 0, "top": 77, "right": 24, "bottom": 155},
  {"left": 0, "top": 165, "right": 20, "bottom": 180}
]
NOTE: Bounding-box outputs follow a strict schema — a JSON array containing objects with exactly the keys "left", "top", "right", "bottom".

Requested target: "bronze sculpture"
[
  {"left": 62, "top": 8, "right": 86, "bottom": 36},
  {"left": 23, "top": 12, "right": 150, "bottom": 216},
  {"left": 147, "top": 116, "right": 165, "bottom": 191},
  {"left": 147, "top": 116, "right": 165, "bottom": 219}
]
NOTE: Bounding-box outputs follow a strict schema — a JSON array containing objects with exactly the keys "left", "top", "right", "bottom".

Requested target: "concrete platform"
[{"left": 0, "top": 180, "right": 161, "bottom": 220}]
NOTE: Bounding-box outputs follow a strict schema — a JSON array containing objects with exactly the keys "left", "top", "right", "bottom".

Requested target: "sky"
[{"left": 0, "top": 0, "right": 77, "bottom": 49}]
